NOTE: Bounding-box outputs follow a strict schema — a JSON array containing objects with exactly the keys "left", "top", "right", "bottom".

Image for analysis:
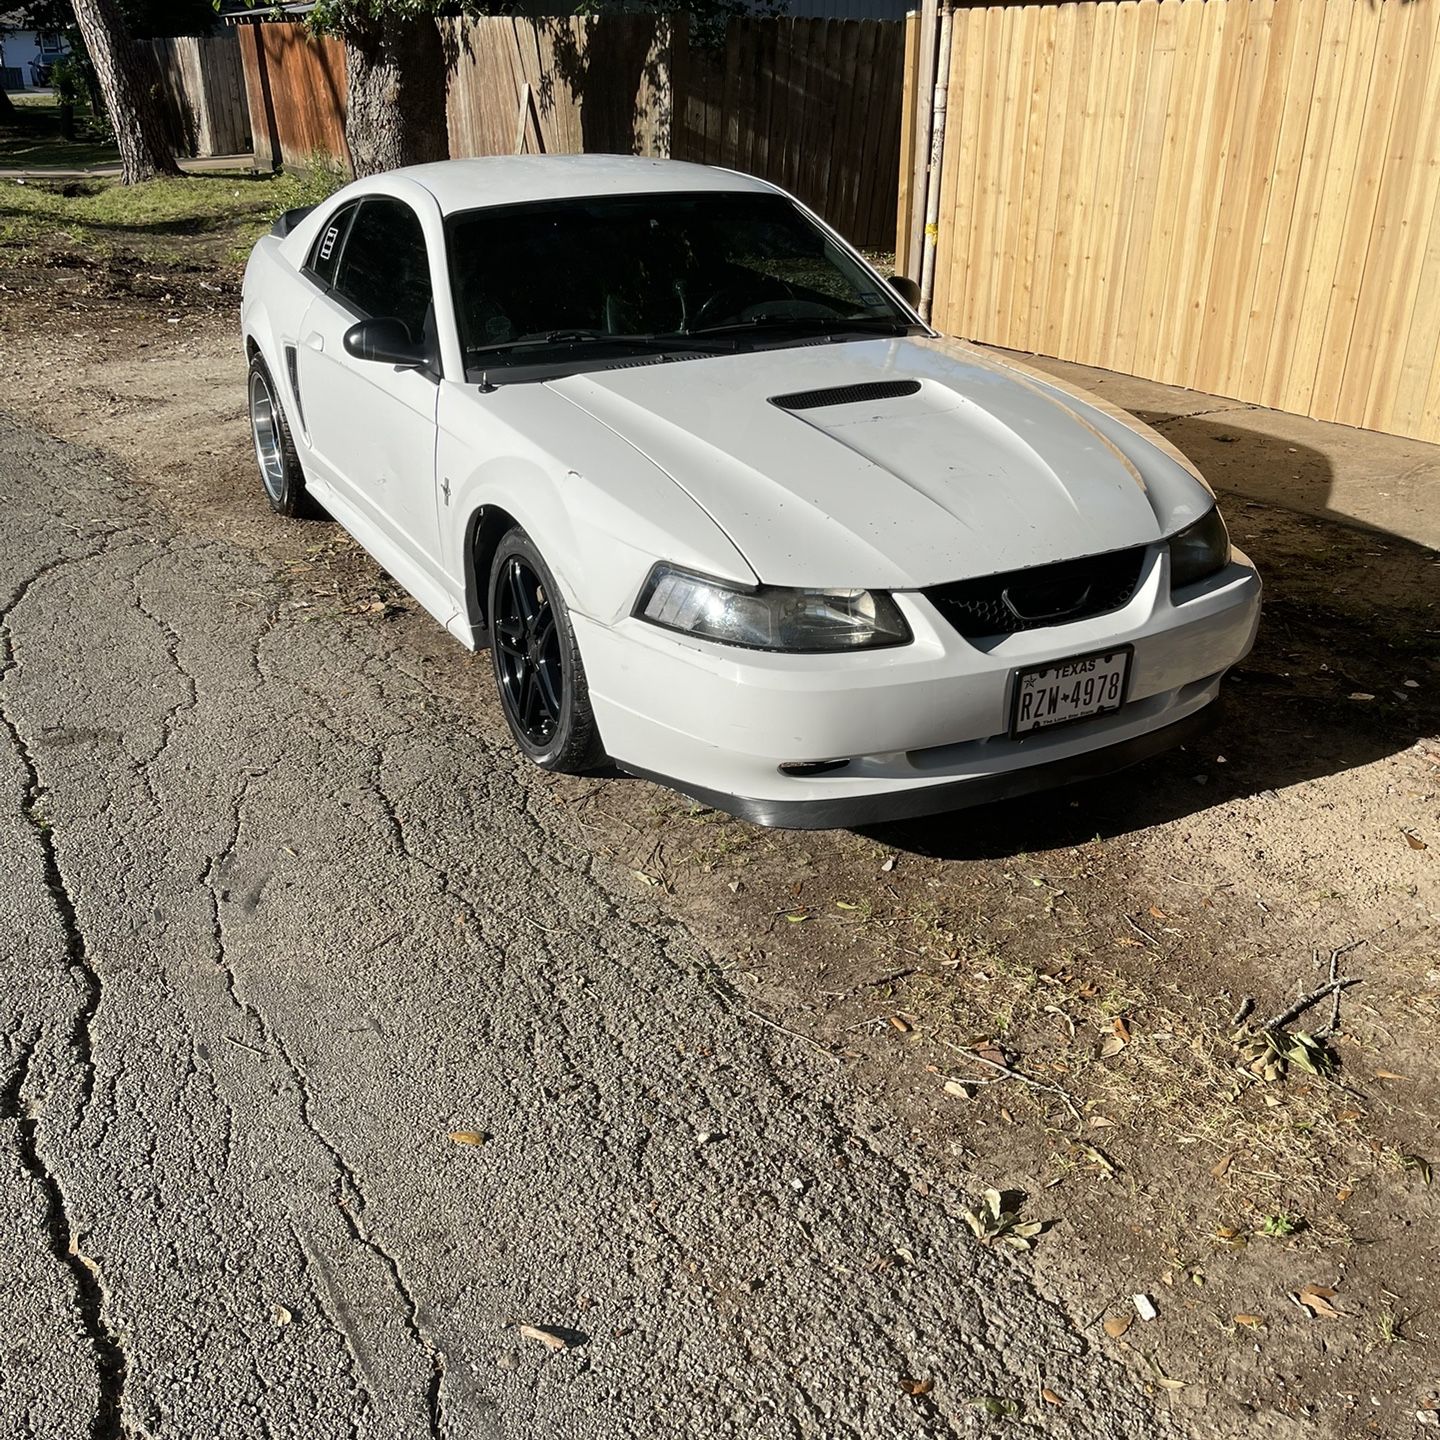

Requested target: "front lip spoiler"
[{"left": 617, "top": 705, "right": 1216, "bottom": 830}]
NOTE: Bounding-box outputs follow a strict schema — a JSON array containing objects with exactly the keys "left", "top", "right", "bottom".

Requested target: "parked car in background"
[
  {"left": 0, "top": 14, "right": 69, "bottom": 90},
  {"left": 240, "top": 156, "right": 1260, "bottom": 829}
]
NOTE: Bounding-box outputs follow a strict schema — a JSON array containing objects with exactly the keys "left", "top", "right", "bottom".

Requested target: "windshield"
[{"left": 446, "top": 190, "right": 917, "bottom": 378}]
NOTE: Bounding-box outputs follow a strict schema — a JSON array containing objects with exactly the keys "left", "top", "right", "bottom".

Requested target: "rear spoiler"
[{"left": 270, "top": 205, "right": 315, "bottom": 238}]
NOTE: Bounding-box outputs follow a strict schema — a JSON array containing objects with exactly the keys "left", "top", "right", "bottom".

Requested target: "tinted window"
[
  {"left": 332, "top": 197, "right": 433, "bottom": 343},
  {"left": 306, "top": 202, "right": 357, "bottom": 289},
  {"left": 446, "top": 191, "right": 908, "bottom": 363}
]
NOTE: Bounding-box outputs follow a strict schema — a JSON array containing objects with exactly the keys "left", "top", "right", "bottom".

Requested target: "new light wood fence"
[
  {"left": 904, "top": 0, "right": 1440, "bottom": 443},
  {"left": 147, "top": 33, "right": 250, "bottom": 157},
  {"left": 236, "top": 16, "right": 906, "bottom": 248}
]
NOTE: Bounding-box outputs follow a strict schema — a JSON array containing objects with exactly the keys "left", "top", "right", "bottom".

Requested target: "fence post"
[
  {"left": 236, "top": 22, "right": 280, "bottom": 172},
  {"left": 918, "top": 2, "right": 951, "bottom": 323},
  {"left": 906, "top": 0, "right": 939, "bottom": 282}
]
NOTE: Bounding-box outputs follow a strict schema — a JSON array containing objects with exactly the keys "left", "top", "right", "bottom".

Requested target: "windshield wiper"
[
  {"left": 683, "top": 313, "right": 917, "bottom": 340},
  {"left": 468, "top": 328, "right": 731, "bottom": 359}
]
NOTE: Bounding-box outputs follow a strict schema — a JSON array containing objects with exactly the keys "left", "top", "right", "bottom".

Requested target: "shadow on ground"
[{"left": 868, "top": 414, "right": 1439, "bottom": 859}]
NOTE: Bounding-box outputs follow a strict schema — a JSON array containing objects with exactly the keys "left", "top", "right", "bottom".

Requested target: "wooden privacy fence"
[
  {"left": 901, "top": 0, "right": 1440, "bottom": 443},
  {"left": 235, "top": 16, "right": 906, "bottom": 248},
  {"left": 236, "top": 22, "right": 349, "bottom": 173},
  {"left": 147, "top": 33, "right": 250, "bottom": 157}
]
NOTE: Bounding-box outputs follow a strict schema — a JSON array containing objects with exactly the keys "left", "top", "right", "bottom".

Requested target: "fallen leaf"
[
  {"left": 969, "top": 1396, "right": 1020, "bottom": 1419},
  {"left": 1401, "top": 1154, "right": 1433, "bottom": 1185},
  {"left": 880, "top": 856, "right": 897, "bottom": 872},
  {"left": 1374, "top": 1070, "right": 1409, "bottom": 1080},
  {"left": 447, "top": 1131, "right": 488, "bottom": 1146},
  {"left": 1113, "top": 1017, "right": 1131, "bottom": 1045},
  {"left": 943, "top": 1079, "right": 977, "bottom": 1100},
  {"left": 518, "top": 1324, "right": 570, "bottom": 1352},
  {"left": 1403, "top": 831, "right": 1427, "bottom": 851},
  {"left": 1103, "top": 1314, "right": 1132, "bottom": 1338},
  {"left": 1348, "top": 692, "right": 1375, "bottom": 702},
  {"left": 1233, "top": 1313, "right": 1263, "bottom": 1329},
  {"left": 270, "top": 1303, "right": 292, "bottom": 1326},
  {"left": 888, "top": 1015, "right": 913, "bottom": 1033},
  {"left": 1041, "top": 1388, "right": 1063, "bottom": 1406},
  {"left": 1148, "top": 906, "right": 1167, "bottom": 920},
  {"left": 1142, "top": 1353, "right": 1188, "bottom": 1392},
  {"left": 1079, "top": 1143, "right": 1117, "bottom": 1176},
  {"left": 785, "top": 912, "right": 808, "bottom": 923},
  {"left": 835, "top": 899, "right": 860, "bottom": 910},
  {"left": 1100, "top": 1035, "right": 1127, "bottom": 1058},
  {"left": 1211, "top": 1152, "right": 1235, "bottom": 1181},
  {"left": 899, "top": 1376, "right": 933, "bottom": 1398},
  {"left": 1295, "top": 1284, "right": 1342, "bottom": 1319},
  {"left": 1089, "top": 1115, "right": 1116, "bottom": 1129},
  {"left": 1336, "top": 1185, "right": 1354, "bottom": 1204}
]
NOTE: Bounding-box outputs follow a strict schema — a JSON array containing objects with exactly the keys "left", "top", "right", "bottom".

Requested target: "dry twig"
[
  {"left": 936, "top": 1035, "right": 1083, "bottom": 1124},
  {"left": 1259, "top": 978, "right": 1361, "bottom": 1033}
]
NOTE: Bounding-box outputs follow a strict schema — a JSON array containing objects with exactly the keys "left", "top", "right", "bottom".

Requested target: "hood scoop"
[{"left": 770, "top": 379, "right": 921, "bottom": 411}]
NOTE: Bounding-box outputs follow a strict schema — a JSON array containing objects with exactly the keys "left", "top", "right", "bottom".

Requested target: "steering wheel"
[
  {"left": 689, "top": 280, "right": 767, "bottom": 331},
  {"left": 690, "top": 279, "right": 850, "bottom": 331}
]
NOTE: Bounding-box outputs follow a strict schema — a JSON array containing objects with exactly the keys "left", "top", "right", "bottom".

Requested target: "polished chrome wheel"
[{"left": 249, "top": 368, "right": 285, "bottom": 503}]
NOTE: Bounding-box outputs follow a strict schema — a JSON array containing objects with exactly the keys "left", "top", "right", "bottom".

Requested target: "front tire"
[
  {"left": 247, "top": 354, "right": 312, "bottom": 518},
  {"left": 487, "top": 529, "right": 603, "bottom": 773}
]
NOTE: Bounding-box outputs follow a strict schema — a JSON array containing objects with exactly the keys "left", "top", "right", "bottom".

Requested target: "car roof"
[{"left": 394, "top": 155, "right": 777, "bottom": 215}]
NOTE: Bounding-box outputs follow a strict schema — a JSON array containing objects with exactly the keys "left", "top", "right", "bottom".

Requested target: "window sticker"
[{"left": 319, "top": 225, "right": 340, "bottom": 261}]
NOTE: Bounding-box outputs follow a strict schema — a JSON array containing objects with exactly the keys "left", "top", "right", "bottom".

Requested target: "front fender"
[{"left": 437, "top": 381, "right": 755, "bottom": 631}]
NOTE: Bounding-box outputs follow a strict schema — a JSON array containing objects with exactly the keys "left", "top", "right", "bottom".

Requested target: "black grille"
[
  {"left": 926, "top": 546, "right": 1147, "bottom": 639},
  {"left": 771, "top": 379, "right": 921, "bottom": 411}
]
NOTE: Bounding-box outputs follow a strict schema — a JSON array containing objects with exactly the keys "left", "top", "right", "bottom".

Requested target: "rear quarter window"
[{"left": 306, "top": 202, "right": 358, "bottom": 289}]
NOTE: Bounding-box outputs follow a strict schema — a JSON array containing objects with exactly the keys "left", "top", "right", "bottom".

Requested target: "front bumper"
[{"left": 577, "top": 545, "right": 1260, "bottom": 829}]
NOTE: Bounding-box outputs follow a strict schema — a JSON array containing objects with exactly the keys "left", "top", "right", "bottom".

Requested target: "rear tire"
[
  {"left": 487, "top": 529, "right": 604, "bottom": 774},
  {"left": 247, "top": 354, "right": 313, "bottom": 518}
]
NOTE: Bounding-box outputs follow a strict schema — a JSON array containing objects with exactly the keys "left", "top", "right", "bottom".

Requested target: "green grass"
[
  {"left": 1, "top": 93, "right": 119, "bottom": 170},
  {"left": 0, "top": 168, "right": 343, "bottom": 271}
]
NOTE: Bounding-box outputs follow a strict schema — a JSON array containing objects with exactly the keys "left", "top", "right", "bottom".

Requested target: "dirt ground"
[{"left": 2, "top": 182, "right": 1437, "bottom": 1437}]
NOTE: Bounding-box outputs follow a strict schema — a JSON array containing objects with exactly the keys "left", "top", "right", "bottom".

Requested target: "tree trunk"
[
  {"left": 342, "top": 15, "right": 448, "bottom": 179},
  {"left": 0, "top": 86, "right": 19, "bottom": 125},
  {"left": 70, "top": 0, "right": 179, "bottom": 183}
]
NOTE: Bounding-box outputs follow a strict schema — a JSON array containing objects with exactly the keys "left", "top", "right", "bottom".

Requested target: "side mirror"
[
  {"left": 888, "top": 274, "right": 922, "bottom": 311},
  {"left": 343, "top": 317, "right": 429, "bottom": 369}
]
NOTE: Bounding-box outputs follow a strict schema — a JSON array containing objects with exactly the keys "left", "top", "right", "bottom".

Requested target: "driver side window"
[{"left": 332, "top": 197, "right": 434, "bottom": 345}]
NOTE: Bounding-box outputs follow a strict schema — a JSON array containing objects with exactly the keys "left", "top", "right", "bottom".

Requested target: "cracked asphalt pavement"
[{"left": 0, "top": 410, "right": 1173, "bottom": 1438}]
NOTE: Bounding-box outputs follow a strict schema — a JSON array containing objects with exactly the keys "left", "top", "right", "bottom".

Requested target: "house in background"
[{"left": 0, "top": 11, "right": 70, "bottom": 90}]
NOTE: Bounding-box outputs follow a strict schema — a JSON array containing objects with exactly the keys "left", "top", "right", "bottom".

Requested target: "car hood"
[{"left": 547, "top": 335, "right": 1215, "bottom": 590}]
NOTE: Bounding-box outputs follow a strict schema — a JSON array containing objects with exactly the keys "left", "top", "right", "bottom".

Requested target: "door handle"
[{"left": 302, "top": 332, "right": 325, "bottom": 352}]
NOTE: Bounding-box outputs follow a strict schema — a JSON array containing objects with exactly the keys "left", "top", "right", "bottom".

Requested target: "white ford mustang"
[{"left": 241, "top": 155, "right": 1260, "bottom": 829}]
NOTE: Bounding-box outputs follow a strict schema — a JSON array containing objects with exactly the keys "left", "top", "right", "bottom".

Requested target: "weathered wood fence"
[
  {"left": 236, "top": 22, "right": 349, "bottom": 173},
  {"left": 235, "top": 16, "right": 906, "bottom": 248},
  {"left": 901, "top": 0, "right": 1440, "bottom": 444},
  {"left": 147, "top": 33, "right": 249, "bottom": 158}
]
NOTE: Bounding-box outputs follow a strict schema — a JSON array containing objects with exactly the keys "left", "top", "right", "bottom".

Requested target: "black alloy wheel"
[{"left": 487, "top": 529, "right": 603, "bottom": 772}]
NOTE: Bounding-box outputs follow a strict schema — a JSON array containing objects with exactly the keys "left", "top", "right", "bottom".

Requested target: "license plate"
[{"left": 1010, "top": 646, "right": 1132, "bottom": 737}]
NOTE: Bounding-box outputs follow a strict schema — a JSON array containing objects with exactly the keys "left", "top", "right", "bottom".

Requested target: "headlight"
[
  {"left": 1168, "top": 507, "right": 1231, "bottom": 593},
  {"left": 636, "top": 565, "right": 911, "bottom": 652}
]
